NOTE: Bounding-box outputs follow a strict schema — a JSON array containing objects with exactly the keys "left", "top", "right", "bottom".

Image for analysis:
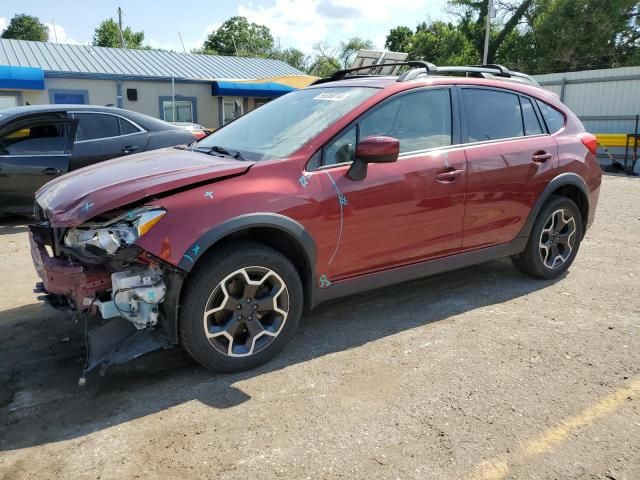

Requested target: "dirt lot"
[{"left": 0, "top": 174, "right": 639, "bottom": 480}]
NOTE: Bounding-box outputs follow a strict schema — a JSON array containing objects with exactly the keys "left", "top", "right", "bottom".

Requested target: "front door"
[
  {"left": 459, "top": 87, "right": 559, "bottom": 250},
  {"left": 0, "top": 115, "right": 76, "bottom": 214},
  {"left": 306, "top": 87, "right": 467, "bottom": 280}
]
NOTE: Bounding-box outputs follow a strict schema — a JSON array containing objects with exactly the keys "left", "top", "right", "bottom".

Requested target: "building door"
[
  {"left": 222, "top": 98, "right": 243, "bottom": 125},
  {"left": 0, "top": 94, "right": 19, "bottom": 110}
]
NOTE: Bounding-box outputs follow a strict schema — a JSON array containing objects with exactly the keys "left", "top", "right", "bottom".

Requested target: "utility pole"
[
  {"left": 482, "top": 0, "right": 494, "bottom": 64},
  {"left": 117, "top": 7, "right": 126, "bottom": 48},
  {"left": 51, "top": 18, "right": 59, "bottom": 43},
  {"left": 178, "top": 32, "right": 187, "bottom": 54}
]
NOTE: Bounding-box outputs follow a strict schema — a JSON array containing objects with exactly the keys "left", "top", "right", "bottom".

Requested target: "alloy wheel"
[
  {"left": 202, "top": 266, "right": 289, "bottom": 357},
  {"left": 539, "top": 208, "right": 577, "bottom": 269}
]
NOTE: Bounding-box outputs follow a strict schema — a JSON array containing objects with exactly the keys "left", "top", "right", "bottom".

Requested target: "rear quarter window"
[{"left": 536, "top": 100, "right": 565, "bottom": 133}]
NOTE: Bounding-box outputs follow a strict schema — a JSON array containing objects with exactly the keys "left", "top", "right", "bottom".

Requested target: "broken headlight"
[{"left": 64, "top": 208, "right": 166, "bottom": 254}]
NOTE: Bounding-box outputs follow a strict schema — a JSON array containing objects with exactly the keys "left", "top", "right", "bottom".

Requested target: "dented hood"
[{"left": 36, "top": 147, "right": 253, "bottom": 226}]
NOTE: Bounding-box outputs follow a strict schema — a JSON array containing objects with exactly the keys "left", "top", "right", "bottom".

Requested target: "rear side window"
[
  {"left": 74, "top": 113, "right": 120, "bottom": 141},
  {"left": 536, "top": 100, "right": 565, "bottom": 133},
  {"left": 119, "top": 117, "right": 140, "bottom": 135},
  {"left": 521, "top": 97, "right": 543, "bottom": 136},
  {"left": 462, "top": 89, "right": 523, "bottom": 142}
]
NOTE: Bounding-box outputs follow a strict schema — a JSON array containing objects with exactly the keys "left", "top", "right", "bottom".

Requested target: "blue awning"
[
  {"left": 0, "top": 65, "right": 45, "bottom": 90},
  {"left": 212, "top": 81, "right": 295, "bottom": 98}
]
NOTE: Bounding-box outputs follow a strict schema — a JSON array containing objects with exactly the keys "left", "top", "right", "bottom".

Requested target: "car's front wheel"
[
  {"left": 180, "top": 241, "right": 303, "bottom": 372},
  {"left": 512, "top": 195, "right": 583, "bottom": 279}
]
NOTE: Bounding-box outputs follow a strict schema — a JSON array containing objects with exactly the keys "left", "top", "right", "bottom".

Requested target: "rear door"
[
  {"left": 0, "top": 115, "right": 76, "bottom": 214},
  {"left": 459, "top": 87, "right": 558, "bottom": 250},
  {"left": 70, "top": 112, "right": 150, "bottom": 170}
]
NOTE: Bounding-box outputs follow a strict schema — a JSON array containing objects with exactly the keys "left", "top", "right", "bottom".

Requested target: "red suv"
[{"left": 29, "top": 62, "right": 602, "bottom": 376}]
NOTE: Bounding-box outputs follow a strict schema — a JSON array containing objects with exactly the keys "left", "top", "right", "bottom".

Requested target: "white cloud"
[
  {"left": 236, "top": 0, "right": 443, "bottom": 54},
  {"left": 0, "top": 17, "right": 8, "bottom": 33},
  {"left": 44, "top": 22, "right": 80, "bottom": 44}
]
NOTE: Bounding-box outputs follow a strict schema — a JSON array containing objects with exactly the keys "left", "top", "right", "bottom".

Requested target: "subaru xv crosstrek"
[{"left": 28, "top": 62, "right": 602, "bottom": 376}]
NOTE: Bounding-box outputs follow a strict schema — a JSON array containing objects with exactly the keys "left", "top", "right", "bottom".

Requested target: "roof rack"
[
  {"left": 311, "top": 61, "right": 436, "bottom": 85},
  {"left": 313, "top": 61, "right": 538, "bottom": 86}
]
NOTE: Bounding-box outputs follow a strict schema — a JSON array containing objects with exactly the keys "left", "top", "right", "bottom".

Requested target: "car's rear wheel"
[
  {"left": 511, "top": 195, "right": 583, "bottom": 279},
  {"left": 180, "top": 241, "right": 303, "bottom": 372}
]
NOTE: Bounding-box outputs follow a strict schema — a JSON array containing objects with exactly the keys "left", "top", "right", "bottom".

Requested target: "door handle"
[
  {"left": 42, "top": 167, "right": 61, "bottom": 175},
  {"left": 122, "top": 145, "right": 139, "bottom": 155},
  {"left": 532, "top": 151, "right": 552, "bottom": 163},
  {"left": 435, "top": 169, "right": 464, "bottom": 183}
]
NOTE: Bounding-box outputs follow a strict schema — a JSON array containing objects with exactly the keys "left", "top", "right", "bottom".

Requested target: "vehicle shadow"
[
  {"left": 0, "top": 258, "right": 562, "bottom": 451},
  {"left": 0, "top": 217, "right": 29, "bottom": 236}
]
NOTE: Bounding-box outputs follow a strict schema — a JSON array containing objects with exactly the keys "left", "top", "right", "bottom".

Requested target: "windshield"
[{"left": 196, "top": 87, "right": 378, "bottom": 160}]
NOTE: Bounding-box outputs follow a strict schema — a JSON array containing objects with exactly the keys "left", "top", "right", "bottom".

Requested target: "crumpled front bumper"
[{"left": 29, "top": 225, "right": 111, "bottom": 309}]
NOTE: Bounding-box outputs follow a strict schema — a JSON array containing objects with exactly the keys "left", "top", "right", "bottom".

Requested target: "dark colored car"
[
  {"left": 28, "top": 63, "right": 601, "bottom": 377},
  {"left": 0, "top": 105, "right": 197, "bottom": 216}
]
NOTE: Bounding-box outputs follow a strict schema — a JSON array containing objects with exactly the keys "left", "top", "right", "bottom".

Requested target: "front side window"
[
  {"left": 360, "top": 89, "right": 452, "bottom": 153},
  {"left": 74, "top": 113, "right": 119, "bottom": 141},
  {"left": 322, "top": 88, "right": 452, "bottom": 167},
  {"left": 0, "top": 122, "right": 69, "bottom": 155},
  {"left": 197, "top": 86, "right": 379, "bottom": 160},
  {"left": 162, "top": 100, "right": 194, "bottom": 122},
  {"left": 462, "top": 89, "right": 523, "bottom": 142}
]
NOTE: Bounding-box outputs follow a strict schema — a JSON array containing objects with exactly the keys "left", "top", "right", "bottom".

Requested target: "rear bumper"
[{"left": 29, "top": 227, "right": 111, "bottom": 309}]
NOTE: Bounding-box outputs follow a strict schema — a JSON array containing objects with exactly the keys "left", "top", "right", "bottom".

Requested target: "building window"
[
  {"left": 49, "top": 89, "right": 88, "bottom": 105},
  {"left": 222, "top": 98, "right": 243, "bottom": 125},
  {"left": 162, "top": 100, "right": 194, "bottom": 122}
]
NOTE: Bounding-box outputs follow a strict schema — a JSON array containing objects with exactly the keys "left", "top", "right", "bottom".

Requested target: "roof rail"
[
  {"left": 312, "top": 61, "right": 538, "bottom": 86},
  {"left": 312, "top": 61, "right": 436, "bottom": 85},
  {"left": 398, "top": 64, "right": 539, "bottom": 86}
]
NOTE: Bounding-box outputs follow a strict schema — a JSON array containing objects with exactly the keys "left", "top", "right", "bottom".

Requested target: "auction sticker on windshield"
[{"left": 313, "top": 92, "right": 352, "bottom": 101}]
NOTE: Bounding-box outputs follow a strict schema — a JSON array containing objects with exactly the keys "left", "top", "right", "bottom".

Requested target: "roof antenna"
[{"left": 178, "top": 32, "right": 187, "bottom": 54}]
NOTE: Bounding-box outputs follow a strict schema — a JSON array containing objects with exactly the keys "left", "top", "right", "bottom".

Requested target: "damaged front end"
[{"left": 29, "top": 205, "right": 182, "bottom": 380}]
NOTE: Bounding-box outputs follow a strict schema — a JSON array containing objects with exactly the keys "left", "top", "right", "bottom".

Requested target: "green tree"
[
  {"left": 385, "top": 26, "right": 414, "bottom": 53},
  {"left": 1, "top": 14, "right": 48, "bottom": 42},
  {"left": 309, "top": 56, "right": 341, "bottom": 77},
  {"left": 203, "top": 16, "right": 274, "bottom": 57},
  {"left": 271, "top": 47, "right": 309, "bottom": 71},
  {"left": 93, "top": 19, "right": 145, "bottom": 48},
  {"left": 449, "top": 0, "right": 534, "bottom": 63},
  {"left": 495, "top": 0, "right": 640, "bottom": 73},
  {"left": 412, "top": 21, "right": 480, "bottom": 65},
  {"left": 338, "top": 36, "right": 374, "bottom": 68}
]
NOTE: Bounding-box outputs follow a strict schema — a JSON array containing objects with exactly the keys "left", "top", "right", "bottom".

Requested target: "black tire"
[
  {"left": 511, "top": 195, "right": 583, "bottom": 280},
  {"left": 180, "top": 241, "right": 303, "bottom": 372}
]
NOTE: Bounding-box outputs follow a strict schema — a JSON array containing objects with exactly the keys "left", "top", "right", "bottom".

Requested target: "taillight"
[
  {"left": 192, "top": 131, "right": 206, "bottom": 140},
  {"left": 579, "top": 133, "right": 598, "bottom": 156}
]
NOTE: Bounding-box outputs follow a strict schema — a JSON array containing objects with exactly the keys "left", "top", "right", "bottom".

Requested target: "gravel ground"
[{"left": 0, "top": 174, "right": 639, "bottom": 480}]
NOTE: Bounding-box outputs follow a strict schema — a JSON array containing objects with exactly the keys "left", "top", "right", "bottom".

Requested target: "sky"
[{"left": 0, "top": 0, "right": 450, "bottom": 55}]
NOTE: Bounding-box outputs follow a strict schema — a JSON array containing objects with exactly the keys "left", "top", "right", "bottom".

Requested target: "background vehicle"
[
  {"left": 170, "top": 122, "right": 212, "bottom": 140},
  {"left": 0, "top": 105, "right": 198, "bottom": 215},
  {"left": 28, "top": 62, "right": 602, "bottom": 376}
]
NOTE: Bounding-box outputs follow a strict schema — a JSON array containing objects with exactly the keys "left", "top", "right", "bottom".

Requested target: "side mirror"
[{"left": 347, "top": 136, "right": 400, "bottom": 181}]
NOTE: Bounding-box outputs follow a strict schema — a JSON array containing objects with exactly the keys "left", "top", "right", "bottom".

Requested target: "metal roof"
[{"left": 0, "top": 38, "right": 304, "bottom": 81}]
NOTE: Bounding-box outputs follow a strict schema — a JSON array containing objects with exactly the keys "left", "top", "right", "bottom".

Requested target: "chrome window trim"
[{"left": 70, "top": 110, "right": 146, "bottom": 143}]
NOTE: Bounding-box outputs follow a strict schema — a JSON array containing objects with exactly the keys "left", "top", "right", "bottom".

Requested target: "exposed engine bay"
[{"left": 29, "top": 204, "right": 181, "bottom": 382}]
